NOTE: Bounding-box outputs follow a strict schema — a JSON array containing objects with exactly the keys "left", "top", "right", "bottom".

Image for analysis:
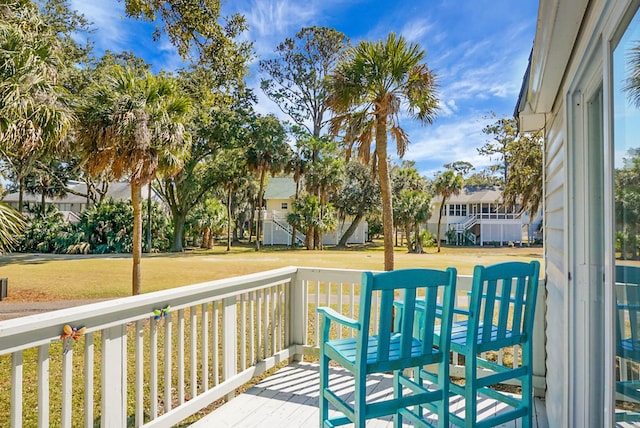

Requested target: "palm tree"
[
  {"left": 0, "top": 3, "right": 73, "bottom": 213},
  {"left": 246, "top": 115, "right": 291, "bottom": 251},
  {"left": 76, "top": 66, "right": 191, "bottom": 295},
  {"left": 434, "top": 169, "right": 464, "bottom": 253},
  {"left": 0, "top": 203, "right": 25, "bottom": 254},
  {"left": 328, "top": 33, "right": 438, "bottom": 271},
  {"left": 624, "top": 42, "right": 640, "bottom": 107}
]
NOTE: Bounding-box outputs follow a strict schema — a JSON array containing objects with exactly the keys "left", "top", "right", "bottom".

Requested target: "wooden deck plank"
[{"left": 191, "top": 362, "right": 548, "bottom": 427}]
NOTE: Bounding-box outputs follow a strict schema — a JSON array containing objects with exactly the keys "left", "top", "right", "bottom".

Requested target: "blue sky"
[{"left": 70, "top": 0, "right": 539, "bottom": 179}]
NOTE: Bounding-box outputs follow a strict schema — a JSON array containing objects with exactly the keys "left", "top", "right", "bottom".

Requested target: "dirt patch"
[{"left": 1, "top": 288, "right": 56, "bottom": 302}]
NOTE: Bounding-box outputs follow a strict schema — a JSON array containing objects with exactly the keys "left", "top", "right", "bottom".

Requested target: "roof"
[
  {"left": 1, "top": 181, "right": 160, "bottom": 204},
  {"left": 263, "top": 176, "right": 297, "bottom": 200},
  {"left": 432, "top": 185, "right": 504, "bottom": 204}
]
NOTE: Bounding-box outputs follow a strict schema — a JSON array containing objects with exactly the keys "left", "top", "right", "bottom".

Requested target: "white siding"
[{"left": 543, "top": 108, "right": 566, "bottom": 427}]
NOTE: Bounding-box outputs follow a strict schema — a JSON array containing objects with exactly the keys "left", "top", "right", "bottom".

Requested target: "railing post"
[
  {"left": 101, "top": 325, "right": 127, "bottom": 427},
  {"left": 223, "top": 296, "right": 237, "bottom": 400},
  {"left": 533, "top": 278, "right": 547, "bottom": 397},
  {"left": 290, "top": 269, "right": 305, "bottom": 362}
]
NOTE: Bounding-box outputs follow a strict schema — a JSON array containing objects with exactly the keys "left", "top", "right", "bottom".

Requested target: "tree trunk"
[
  {"left": 131, "top": 182, "right": 143, "bottom": 296},
  {"left": 146, "top": 182, "right": 152, "bottom": 252},
  {"left": 201, "top": 229, "right": 210, "bottom": 248},
  {"left": 171, "top": 214, "right": 186, "bottom": 252},
  {"left": 414, "top": 225, "right": 424, "bottom": 254},
  {"left": 376, "top": 115, "right": 394, "bottom": 271},
  {"left": 227, "top": 188, "right": 232, "bottom": 251},
  {"left": 404, "top": 225, "right": 412, "bottom": 252},
  {"left": 41, "top": 191, "right": 46, "bottom": 216},
  {"left": 337, "top": 213, "right": 363, "bottom": 247},
  {"left": 255, "top": 169, "right": 266, "bottom": 251},
  {"left": 18, "top": 176, "right": 25, "bottom": 213},
  {"left": 436, "top": 197, "right": 447, "bottom": 253}
]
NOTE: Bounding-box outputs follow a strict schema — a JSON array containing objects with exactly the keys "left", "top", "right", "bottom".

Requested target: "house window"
[
  {"left": 281, "top": 203, "right": 288, "bottom": 210},
  {"left": 448, "top": 204, "right": 467, "bottom": 216}
]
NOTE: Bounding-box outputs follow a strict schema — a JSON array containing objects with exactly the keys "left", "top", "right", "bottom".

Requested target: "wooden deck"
[{"left": 192, "top": 362, "right": 549, "bottom": 427}]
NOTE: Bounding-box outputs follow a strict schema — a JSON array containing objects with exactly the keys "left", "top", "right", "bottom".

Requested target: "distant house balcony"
[{"left": 0, "top": 267, "right": 546, "bottom": 427}]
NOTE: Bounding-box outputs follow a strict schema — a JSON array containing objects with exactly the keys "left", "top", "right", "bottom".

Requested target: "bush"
[
  {"left": 18, "top": 207, "right": 86, "bottom": 253},
  {"left": 79, "top": 199, "right": 171, "bottom": 253}
]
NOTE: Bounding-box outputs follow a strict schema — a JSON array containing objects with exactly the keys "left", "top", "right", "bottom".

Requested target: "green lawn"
[{"left": 0, "top": 243, "right": 543, "bottom": 301}]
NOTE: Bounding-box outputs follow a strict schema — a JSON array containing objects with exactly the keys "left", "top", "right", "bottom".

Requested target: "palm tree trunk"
[
  {"left": 131, "top": 182, "right": 143, "bottom": 295},
  {"left": 436, "top": 197, "right": 447, "bottom": 253},
  {"left": 226, "top": 188, "right": 232, "bottom": 252},
  {"left": 256, "top": 169, "right": 266, "bottom": 251},
  {"left": 376, "top": 115, "right": 394, "bottom": 271},
  {"left": 18, "top": 176, "right": 25, "bottom": 214}
]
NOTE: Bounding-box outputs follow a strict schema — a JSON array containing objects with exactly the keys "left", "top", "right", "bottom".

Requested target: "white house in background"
[
  {"left": 517, "top": 0, "right": 640, "bottom": 425},
  {"left": 261, "top": 176, "right": 368, "bottom": 246},
  {"left": 427, "top": 185, "right": 541, "bottom": 246},
  {"left": 1, "top": 181, "right": 162, "bottom": 223}
]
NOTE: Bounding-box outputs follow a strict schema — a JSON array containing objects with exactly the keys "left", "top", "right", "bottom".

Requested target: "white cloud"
[
  {"left": 403, "top": 114, "right": 496, "bottom": 178},
  {"left": 400, "top": 19, "right": 433, "bottom": 43},
  {"left": 70, "top": 1, "right": 130, "bottom": 51}
]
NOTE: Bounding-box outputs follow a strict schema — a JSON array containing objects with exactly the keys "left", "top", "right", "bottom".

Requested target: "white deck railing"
[{"left": 0, "top": 266, "right": 545, "bottom": 427}]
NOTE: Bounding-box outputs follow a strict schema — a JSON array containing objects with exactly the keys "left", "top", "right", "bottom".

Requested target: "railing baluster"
[
  {"left": 285, "top": 283, "right": 290, "bottom": 348},
  {"left": 61, "top": 344, "right": 73, "bottom": 428},
  {"left": 135, "top": 320, "right": 144, "bottom": 427},
  {"left": 315, "top": 281, "right": 320, "bottom": 346},
  {"left": 250, "top": 291, "right": 256, "bottom": 364},
  {"left": 212, "top": 301, "right": 219, "bottom": 386},
  {"left": 277, "top": 284, "right": 283, "bottom": 351},
  {"left": 150, "top": 317, "right": 158, "bottom": 419},
  {"left": 84, "top": 333, "right": 94, "bottom": 428},
  {"left": 11, "top": 350, "right": 23, "bottom": 428},
  {"left": 264, "top": 288, "right": 270, "bottom": 358},
  {"left": 201, "top": 303, "right": 209, "bottom": 391},
  {"left": 190, "top": 306, "right": 197, "bottom": 398},
  {"left": 338, "top": 283, "right": 343, "bottom": 339},
  {"left": 164, "top": 313, "right": 173, "bottom": 412},
  {"left": 271, "top": 286, "right": 277, "bottom": 354},
  {"left": 37, "top": 345, "right": 49, "bottom": 428},
  {"left": 241, "top": 294, "right": 247, "bottom": 371},
  {"left": 177, "top": 309, "right": 185, "bottom": 406}
]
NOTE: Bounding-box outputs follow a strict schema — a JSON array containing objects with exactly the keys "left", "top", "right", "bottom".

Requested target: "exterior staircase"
[{"left": 272, "top": 216, "right": 305, "bottom": 245}]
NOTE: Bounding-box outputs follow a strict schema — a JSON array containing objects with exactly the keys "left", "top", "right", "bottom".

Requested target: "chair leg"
[
  {"left": 522, "top": 344, "right": 533, "bottom": 428},
  {"left": 394, "top": 371, "right": 403, "bottom": 428},
  {"left": 319, "top": 350, "right": 329, "bottom": 427},
  {"left": 355, "top": 372, "right": 366, "bottom": 428},
  {"left": 439, "top": 359, "right": 450, "bottom": 428},
  {"left": 465, "top": 356, "right": 477, "bottom": 428}
]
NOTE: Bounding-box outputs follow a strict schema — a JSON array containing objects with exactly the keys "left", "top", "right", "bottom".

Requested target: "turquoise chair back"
[
  {"left": 357, "top": 268, "right": 457, "bottom": 373},
  {"left": 464, "top": 260, "right": 540, "bottom": 354}
]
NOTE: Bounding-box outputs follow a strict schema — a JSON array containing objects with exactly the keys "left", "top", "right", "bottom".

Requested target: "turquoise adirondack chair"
[
  {"left": 421, "top": 260, "right": 540, "bottom": 428},
  {"left": 615, "top": 265, "right": 640, "bottom": 422},
  {"left": 317, "top": 267, "right": 457, "bottom": 428}
]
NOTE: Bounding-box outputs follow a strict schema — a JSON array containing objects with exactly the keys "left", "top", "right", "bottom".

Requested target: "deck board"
[{"left": 191, "top": 362, "right": 548, "bottom": 427}]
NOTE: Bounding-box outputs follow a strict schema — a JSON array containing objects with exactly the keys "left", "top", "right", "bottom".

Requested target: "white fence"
[{"left": 0, "top": 266, "right": 546, "bottom": 427}]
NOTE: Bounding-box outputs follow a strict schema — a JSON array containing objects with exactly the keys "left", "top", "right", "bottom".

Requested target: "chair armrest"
[{"left": 317, "top": 306, "right": 360, "bottom": 330}]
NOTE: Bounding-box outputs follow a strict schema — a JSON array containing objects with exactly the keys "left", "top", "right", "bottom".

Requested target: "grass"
[{"left": 0, "top": 243, "right": 543, "bottom": 301}]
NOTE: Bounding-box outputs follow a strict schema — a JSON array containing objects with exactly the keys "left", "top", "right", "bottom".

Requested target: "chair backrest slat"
[
  {"left": 468, "top": 261, "right": 540, "bottom": 351},
  {"left": 496, "top": 277, "right": 513, "bottom": 339},
  {"left": 359, "top": 268, "right": 457, "bottom": 371}
]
